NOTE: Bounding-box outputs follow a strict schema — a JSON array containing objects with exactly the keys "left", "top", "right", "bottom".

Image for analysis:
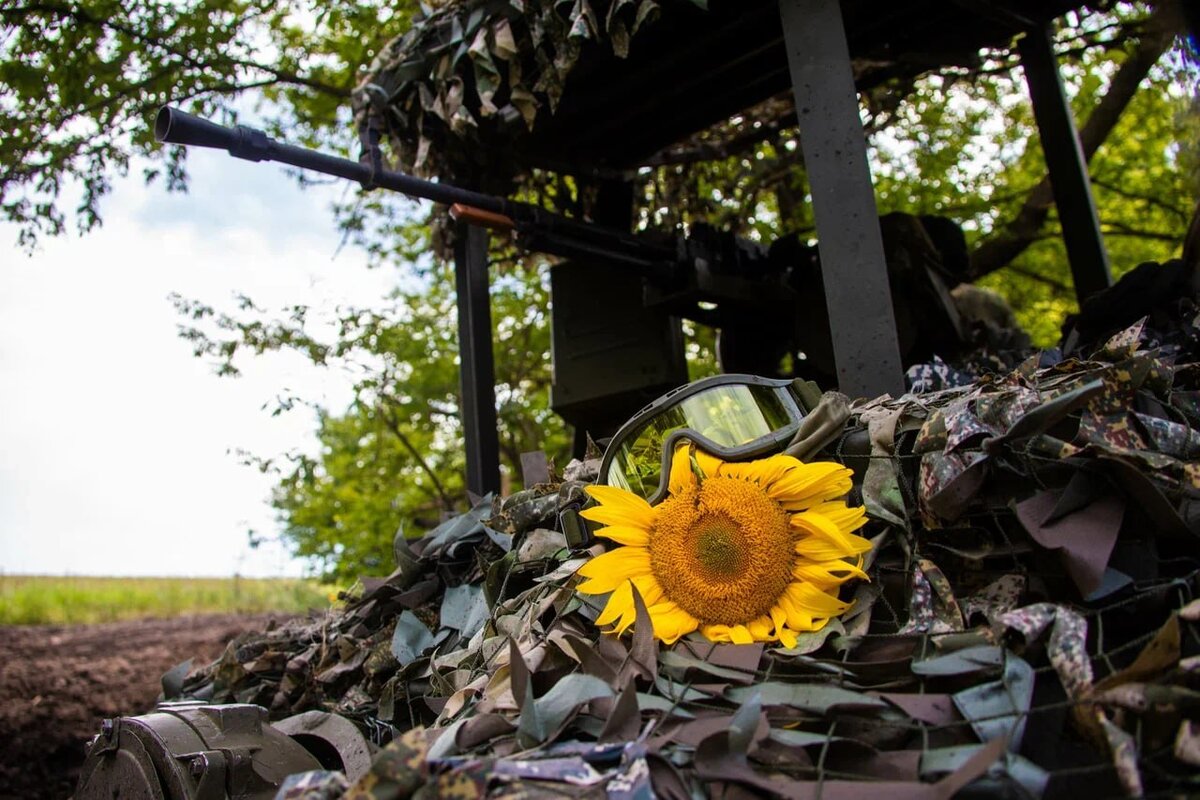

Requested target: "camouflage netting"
[
  {"left": 170, "top": 304, "right": 1200, "bottom": 799},
  {"left": 354, "top": 0, "right": 670, "bottom": 183},
  {"left": 351, "top": 0, "right": 990, "bottom": 187}
]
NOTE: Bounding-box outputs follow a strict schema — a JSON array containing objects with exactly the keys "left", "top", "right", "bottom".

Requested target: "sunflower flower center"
[
  {"left": 692, "top": 513, "right": 747, "bottom": 577},
  {"left": 648, "top": 476, "right": 795, "bottom": 625}
]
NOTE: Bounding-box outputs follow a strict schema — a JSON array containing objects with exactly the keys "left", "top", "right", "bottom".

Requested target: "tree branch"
[
  {"left": 1006, "top": 264, "right": 1072, "bottom": 292},
  {"left": 1100, "top": 221, "right": 1183, "bottom": 242},
  {"left": 1092, "top": 176, "right": 1190, "bottom": 222},
  {"left": 378, "top": 405, "right": 454, "bottom": 511},
  {"left": 2, "top": 3, "right": 350, "bottom": 97},
  {"left": 967, "top": 6, "right": 1179, "bottom": 280}
]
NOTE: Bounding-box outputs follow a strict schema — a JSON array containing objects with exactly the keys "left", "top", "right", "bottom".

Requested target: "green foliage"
[
  {"left": 0, "top": 0, "right": 414, "bottom": 248},
  {"left": 178, "top": 254, "right": 568, "bottom": 582},
  {"left": 868, "top": 10, "right": 1194, "bottom": 346},
  {"left": 636, "top": 5, "right": 1193, "bottom": 349},
  {"left": 4, "top": 1, "right": 1193, "bottom": 580},
  {"left": 0, "top": 575, "right": 333, "bottom": 625}
]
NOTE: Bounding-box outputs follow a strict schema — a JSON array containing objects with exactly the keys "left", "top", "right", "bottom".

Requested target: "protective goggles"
[{"left": 598, "top": 374, "right": 816, "bottom": 506}]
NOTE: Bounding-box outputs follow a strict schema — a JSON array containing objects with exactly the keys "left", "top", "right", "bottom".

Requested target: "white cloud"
[{"left": 0, "top": 151, "right": 400, "bottom": 577}]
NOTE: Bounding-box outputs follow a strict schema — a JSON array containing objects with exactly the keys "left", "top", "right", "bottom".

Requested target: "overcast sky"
[{"left": 0, "top": 150, "right": 400, "bottom": 577}]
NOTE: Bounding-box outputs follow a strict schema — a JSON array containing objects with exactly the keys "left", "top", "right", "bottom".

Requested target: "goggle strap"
[
  {"left": 561, "top": 507, "right": 591, "bottom": 549},
  {"left": 792, "top": 378, "right": 824, "bottom": 412},
  {"left": 783, "top": 390, "right": 852, "bottom": 462}
]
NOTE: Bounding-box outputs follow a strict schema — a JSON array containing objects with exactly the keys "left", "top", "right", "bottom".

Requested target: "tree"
[
  {"left": 0, "top": 0, "right": 410, "bottom": 248},
  {"left": 4, "top": 2, "right": 1194, "bottom": 579},
  {"left": 174, "top": 254, "right": 567, "bottom": 582},
  {"left": 638, "top": 3, "right": 1195, "bottom": 345}
]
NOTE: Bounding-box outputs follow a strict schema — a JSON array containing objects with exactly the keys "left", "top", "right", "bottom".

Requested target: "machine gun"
[
  {"left": 156, "top": 109, "right": 973, "bottom": 487},
  {"left": 157, "top": 107, "right": 703, "bottom": 281},
  {"left": 154, "top": 108, "right": 807, "bottom": 452}
]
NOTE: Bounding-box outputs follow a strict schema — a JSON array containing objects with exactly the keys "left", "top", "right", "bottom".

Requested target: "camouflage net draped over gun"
[
  {"left": 355, "top": 0, "right": 667, "bottom": 183},
  {"left": 174, "top": 314, "right": 1200, "bottom": 799}
]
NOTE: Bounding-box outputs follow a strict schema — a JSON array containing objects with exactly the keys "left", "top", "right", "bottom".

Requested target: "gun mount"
[{"left": 75, "top": 702, "right": 372, "bottom": 800}]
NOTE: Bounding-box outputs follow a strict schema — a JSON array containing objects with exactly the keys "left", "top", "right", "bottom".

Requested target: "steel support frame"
[
  {"left": 454, "top": 222, "right": 501, "bottom": 497},
  {"left": 1019, "top": 23, "right": 1111, "bottom": 303},
  {"left": 778, "top": 0, "right": 905, "bottom": 399}
]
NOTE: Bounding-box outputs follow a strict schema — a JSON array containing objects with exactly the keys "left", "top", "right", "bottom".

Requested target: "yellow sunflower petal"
[
  {"left": 765, "top": 462, "right": 853, "bottom": 508},
  {"left": 590, "top": 576, "right": 668, "bottom": 637},
  {"left": 647, "top": 600, "right": 699, "bottom": 644},
  {"left": 693, "top": 447, "right": 723, "bottom": 480},
  {"left": 728, "top": 624, "right": 754, "bottom": 644},
  {"left": 595, "top": 580, "right": 634, "bottom": 628},
  {"left": 701, "top": 623, "right": 731, "bottom": 642},
  {"left": 595, "top": 525, "right": 650, "bottom": 547},
  {"left": 631, "top": 574, "right": 665, "bottom": 607},
  {"left": 576, "top": 546, "right": 652, "bottom": 590},
  {"left": 703, "top": 623, "right": 755, "bottom": 644},
  {"left": 747, "top": 614, "right": 774, "bottom": 640},
  {"left": 776, "top": 625, "right": 798, "bottom": 649},
  {"left": 792, "top": 512, "right": 874, "bottom": 560},
  {"left": 581, "top": 485, "right": 655, "bottom": 529},
  {"left": 807, "top": 501, "right": 868, "bottom": 533},
  {"left": 667, "top": 444, "right": 697, "bottom": 495},
  {"left": 577, "top": 576, "right": 620, "bottom": 595},
  {"left": 578, "top": 565, "right": 661, "bottom": 597},
  {"left": 766, "top": 604, "right": 801, "bottom": 647},
  {"left": 700, "top": 623, "right": 737, "bottom": 642},
  {"left": 777, "top": 595, "right": 819, "bottom": 632},
  {"left": 786, "top": 581, "right": 852, "bottom": 616},
  {"left": 792, "top": 558, "right": 869, "bottom": 588},
  {"left": 718, "top": 453, "right": 800, "bottom": 487},
  {"left": 769, "top": 604, "right": 789, "bottom": 636},
  {"left": 613, "top": 605, "right": 639, "bottom": 635},
  {"left": 778, "top": 589, "right": 842, "bottom": 633}
]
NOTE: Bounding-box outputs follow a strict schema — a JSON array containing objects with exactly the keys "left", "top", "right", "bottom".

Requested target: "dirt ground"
[{"left": 0, "top": 613, "right": 285, "bottom": 800}]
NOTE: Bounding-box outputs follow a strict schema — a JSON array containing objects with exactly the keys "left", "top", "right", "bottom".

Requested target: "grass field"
[{"left": 0, "top": 575, "right": 335, "bottom": 625}]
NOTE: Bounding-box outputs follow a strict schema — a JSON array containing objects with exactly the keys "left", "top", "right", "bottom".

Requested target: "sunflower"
[{"left": 575, "top": 445, "right": 870, "bottom": 647}]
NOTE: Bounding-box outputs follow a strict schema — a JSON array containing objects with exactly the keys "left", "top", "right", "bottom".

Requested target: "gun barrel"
[
  {"left": 155, "top": 107, "right": 511, "bottom": 215},
  {"left": 154, "top": 106, "right": 676, "bottom": 276}
]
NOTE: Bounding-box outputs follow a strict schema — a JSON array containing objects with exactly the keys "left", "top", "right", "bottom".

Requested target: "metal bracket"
[
  {"left": 179, "top": 750, "right": 228, "bottom": 800},
  {"left": 356, "top": 109, "right": 386, "bottom": 191}
]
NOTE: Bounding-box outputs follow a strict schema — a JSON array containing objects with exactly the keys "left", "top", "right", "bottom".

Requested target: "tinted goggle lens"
[{"left": 603, "top": 383, "right": 799, "bottom": 501}]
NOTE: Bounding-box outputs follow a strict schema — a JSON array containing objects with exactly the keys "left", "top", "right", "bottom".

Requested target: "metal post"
[
  {"left": 778, "top": 0, "right": 905, "bottom": 399},
  {"left": 453, "top": 222, "right": 501, "bottom": 496},
  {"left": 1019, "top": 23, "right": 1112, "bottom": 303}
]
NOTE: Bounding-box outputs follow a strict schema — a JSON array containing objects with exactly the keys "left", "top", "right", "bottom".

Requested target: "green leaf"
[
  {"left": 631, "top": 0, "right": 660, "bottom": 35},
  {"left": 911, "top": 645, "right": 1004, "bottom": 677},
  {"left": 728, "top": 692, "right": 762, "bottom": 753},
  {"left": 635, "top": 693, "right": 695, "bottom": 717},
  {"left": 440, "top": 583, "right": 490, "bottom": 639},
  {"left": 768, "top": 728, "right": 846, "bottom": 748},
  {"left": 659, "top": 650, "right": 755, "bottom": 684},
  {"left": 726, "top": 682, "right": 887, "bottom": 714},
  {"left": 517, "top": 674, "right": 613, "bottom": 746},
  {"left": 391, "top": 610, "right": 438, "bottom": 665}
]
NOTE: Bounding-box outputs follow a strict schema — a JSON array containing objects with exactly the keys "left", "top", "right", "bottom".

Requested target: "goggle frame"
[{"left": 597, "top": 373, "right": 812, "bottom": 507}]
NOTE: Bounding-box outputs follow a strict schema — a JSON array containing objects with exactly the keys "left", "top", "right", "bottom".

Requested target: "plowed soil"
[{"left": 0, "top": 613, "right": 285, "bottom": 799}]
